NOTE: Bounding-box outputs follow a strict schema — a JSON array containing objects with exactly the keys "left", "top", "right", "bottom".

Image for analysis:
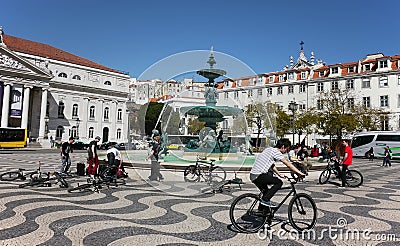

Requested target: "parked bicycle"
[
  {"left": 183, "top": 156, "right": 226, "bottom": 184},
  {"left": 229, "top": 176, "right": 317, "bottom": 233},
  {"left": 0, "top": 161, "right": 49, "bottom": 181},
  {"left": 318, "top": 155, "right": 363, "bottom": 187}
]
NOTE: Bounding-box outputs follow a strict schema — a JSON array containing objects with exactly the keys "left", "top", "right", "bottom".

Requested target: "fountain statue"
[{"left": 180, "top": 48, "right": 244, "bottom": 159}]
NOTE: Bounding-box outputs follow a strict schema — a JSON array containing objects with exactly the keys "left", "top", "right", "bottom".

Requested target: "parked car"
[
  {"left": 114, "top": 142, "right": 126, "bottom": 150},
  {"left": 99, "top": 141, "right": 118, "bottom": 150},
  {"left": 72, "top": 141, "right": 89, "bottom": 150}
]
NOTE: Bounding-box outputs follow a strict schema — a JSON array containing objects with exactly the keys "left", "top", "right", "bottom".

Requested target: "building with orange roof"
[{"left": 0, "top": 28, "right": 131, "bottom": 146}]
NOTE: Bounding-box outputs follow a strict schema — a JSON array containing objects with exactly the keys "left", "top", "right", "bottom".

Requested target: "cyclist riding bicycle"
[{"left": 250, "top": 138, "right": 305, "bottom": 207}]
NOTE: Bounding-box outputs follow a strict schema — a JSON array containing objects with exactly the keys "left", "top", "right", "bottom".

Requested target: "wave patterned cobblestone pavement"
[{"left": 0, "top": 151, "right": 399, "bottom": 245}]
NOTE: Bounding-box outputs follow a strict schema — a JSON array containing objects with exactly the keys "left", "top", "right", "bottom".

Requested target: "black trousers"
[
  {"left": 252, "top": 173, "right": 283, "bottom": 201},
  {"left": 340, "top": 164, "right": 349, "bottom": 187}
]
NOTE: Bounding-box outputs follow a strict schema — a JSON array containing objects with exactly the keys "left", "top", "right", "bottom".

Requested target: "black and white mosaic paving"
[{"left": 0, "top": 150, "right": 399, "bottom": 245}]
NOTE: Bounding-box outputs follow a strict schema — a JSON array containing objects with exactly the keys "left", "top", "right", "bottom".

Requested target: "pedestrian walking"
[{"left": 382, "top": 146, "right": 392, "bottom": 167}]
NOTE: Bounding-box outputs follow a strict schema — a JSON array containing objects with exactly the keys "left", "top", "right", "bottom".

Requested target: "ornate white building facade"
[
  {"left": 0, "top": 31, "right": 130, "bottom": 146},
  {"left": 216, "top": 46, "right": 400, "bottom": 144}
]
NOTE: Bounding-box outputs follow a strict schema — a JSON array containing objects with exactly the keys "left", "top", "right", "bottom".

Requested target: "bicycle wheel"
[
  {"left": 18, "top": 179, "right": 43, "bottom": 188},
  {"left": 183, "top": 165, "right": 200, "bottom": 182},
  {"left": 0, "top": 171, "right": 21, "bottom": 181},
  {"left": 318, "top": 168, "right": 331, "bottom": 184},
  {"left": 346, "top": 170, "right": 363, "bottom": 187},
  {"left": 288, "top": 193, "right": 317, "bottom": 231},
  {"left": 67, "top": 183, "right": 93, "bottom": 192},
  {"left": 230, "top": 193, "right": 267, "bottom": 233},
  {"left": 54, "top": 172, "right": 69, "bottom": 188},
  {"left": 29, "top": 171, "right": 50, "bottom": 180},
  {"left": 209, "top": 166, "right": 226, "bottom": 183}
]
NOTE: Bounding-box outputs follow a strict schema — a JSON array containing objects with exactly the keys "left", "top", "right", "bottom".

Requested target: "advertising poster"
[{"left": 10, "top": 85, "right": 22, "bottom": 118}]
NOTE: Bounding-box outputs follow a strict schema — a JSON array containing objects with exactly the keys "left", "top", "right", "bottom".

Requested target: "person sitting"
[{"left": 297, "top": 146, "right": 313, "bottom": 175}]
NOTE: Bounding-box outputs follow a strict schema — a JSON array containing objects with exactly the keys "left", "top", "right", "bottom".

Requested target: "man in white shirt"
[
  {"left": 250, "top": 138, "right": 305, "bottom": 207},
  {"left": 106, "top": 146, "right": 122, "bottom": 167}
]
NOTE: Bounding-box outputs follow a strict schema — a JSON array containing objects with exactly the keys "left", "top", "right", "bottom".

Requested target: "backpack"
[{"left": 389, "top": 149, "right": 393, "bottom": 158}]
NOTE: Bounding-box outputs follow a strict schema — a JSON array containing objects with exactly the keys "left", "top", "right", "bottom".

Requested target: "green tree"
[
  {"left": 245, "top": 102, "right": 277, "bottom": 150},
  {"left": 275, "top": 108, "right": 291, "bottom": 138},
  {"left": 188, "top": 118, "right": 205, "bottom": 135}
]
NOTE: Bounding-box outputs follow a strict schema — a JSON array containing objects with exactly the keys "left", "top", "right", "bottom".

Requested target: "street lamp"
[
  {"left": 288, "top": 100, "right": 298, "bottom": 145},
  {"left": 44, "top": 116, "right": 49, "bottom": 139},
  {"left": 75, "top": 117, "right": 80, "bottom": 139}
]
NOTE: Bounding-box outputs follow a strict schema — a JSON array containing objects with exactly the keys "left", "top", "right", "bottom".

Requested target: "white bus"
[{"left": 351, "top": 131, "right": 400, "bottom": 158}]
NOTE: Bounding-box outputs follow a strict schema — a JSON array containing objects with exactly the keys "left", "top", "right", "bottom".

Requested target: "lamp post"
[
  {"left": 44, "top": 116, "right": 49, "bottom": 139},
  {"left": 288, "top": 100, "right": 298, "bottom": 145},
  {"left": 75, "top": 117, "right": 80, "bottom": 139}
]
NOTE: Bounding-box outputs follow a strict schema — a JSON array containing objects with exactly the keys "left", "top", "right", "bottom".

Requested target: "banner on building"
[{"left": 10, "top": 85, "right": 22, "bottom": 118}]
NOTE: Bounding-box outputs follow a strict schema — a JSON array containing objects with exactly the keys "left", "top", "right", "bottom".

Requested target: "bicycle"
[
  {"left": 19, "top": 172, "right": 68, "bottom": 188},
  {"left": 0, "top": 161, "right": 49, "bottom": 181},
  {"left": 68, "top": 164, "right": 127, "bottom": 193},
  {"left": 318, "top": 155, "right": 363, "bottom": 187},
  {"left": 229, "top": 176, "right": 317, "bottom": 233},
  {"left": 183, "top": 156, "right": 226, "bottom": 184}
]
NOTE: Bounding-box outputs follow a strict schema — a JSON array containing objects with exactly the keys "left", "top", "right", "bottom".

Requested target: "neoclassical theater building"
[{"left": 0, "top": 30, "right": 130, "bottom": 146}]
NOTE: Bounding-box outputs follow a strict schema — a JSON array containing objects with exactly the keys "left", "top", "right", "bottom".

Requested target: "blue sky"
[{"left": 1, "top": 0, "right": 399, "bottom": 80}]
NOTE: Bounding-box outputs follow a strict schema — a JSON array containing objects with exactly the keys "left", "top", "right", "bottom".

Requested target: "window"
[
  {"left": 234, "top": 91, "right": 238, "bottom": 99},
  {"left": 88, "top": 127, "right": 94, "bottom": 139},
  {"left": 257, "top": 88, "right": 263, "bottom": 96},
  {"left": 379, "top": 77, "right": 388, "bottom": 87},
  {"left": 398, "top": 94, "right": 400, "bottom": 108},
  {"left": 72, "top": 104, "right": 78, "bottom": 118},
  {"left": 319, "top": 71, "right": 324, "bottom": 77},
  {"left": 277, "top": 86, "right": 283, "bottom": 94},
  {"left": 72, "top": 75, "right": 81, "bottom": 80},
  {"left": 331, "top": 81, "right": 339, "bottom": 90},
  {"left": 117, "top": 109, "right": 122, "bottom": 121},
  {"left": 104, "top": 81, "right": 112, "bottom": 86},
  {"left": 346, "top": 79, "right": 354, "bottom": 89},
  {"left": 317, "top": 82, "right": 324, "bottom": 92},
  {"left": 331, "top": 67, "right": 338, "bottom": 74},
  {"left": 267, "top": 88, "right": 272, "bottom": 95},
  {"left": 348, "top": 67, "right": 354, "bottom": 73},
  {"left": 117, "top": 128, "right": 122, "bottom": 140},
  {"left": 58, "top": 72, "right": 67, "bottom": 78},
  {"left": 104, "top": 107, "right": 109, "bottom": 121},
  {"left": 288, "top": 85, "right": 294, "bottom": 94},
  {"left": 58, "top": 101, "right": 65, "bottom": 118},
  {"left": 224, "top": 92, "right": 229, "bottom": 99},
  {"left": 376, "top": 135, "right": 400, "bottom": 141},
  {"left": 364, "top": 64, "right": 371, "bottom": 71},
  {"left": 380, "top": 116, "right": 389, "bottom": 131},
  {"left": 269, "top": 76, "right": 274, "bottom": 83},
  {"left": 299, "top": 84, "right": 306, "bottom": 93},
  {"left": 347, "top": 98, "right": 355, "bottom": 109},
  {"left": 71, "top": 126, "right": 77, "bottom": 139},
  {"left": 288, "top": 73, "right": 294, "bottom": 80},
  {"left": 380, "top": 95, "right": 389, "bottom": 107},
  {"left": 363, "top": 97, "right": 371, "bottom": 108},
  {"left": 398, "top": 75, "right": 400, "bottom": 85},
  {"left": 89, "top": 106, "right": 95, "bottom": 119},
  {"left": 317, "top": 99, "right": 323, "bottom": 110},
  {"left": 56, "top": 126, "right": 63, "bottom": 139},
  {"left": 379, "top": 60, "right": 388, "bottom": 69},
  {"left": 279, "top": 75, "right": 284, "bottom": 82},
  {"left": 248, "top": 90, "right": 253, "bottom": 97},
  {"left": 362, "top": 78, "right": 370, "bottom": 88},
  {"left": 301, "top": 72, "right": 306, "bottom": 79}
]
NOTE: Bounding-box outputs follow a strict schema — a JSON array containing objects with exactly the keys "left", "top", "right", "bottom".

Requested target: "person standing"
[
  {"left": 382, "top": 146, "right": 392, "bottom": 167},
  {"left": 60, "top": 137, "right": 74, "bottom": 174},
  {"left": 50, "top": 135, "right": 54, "bottom": 148},
  {"left": 146, "top": 135, "right": 163, "bottom": 181},
  {"left": 367, "top": 147, "right": 375, "bottom": 161},
  {"left": 340, "top": 139, "right": 353, "bottom": 187},
  {"left": 87, "top": 136, "right": 101, "bottom": 177}
]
